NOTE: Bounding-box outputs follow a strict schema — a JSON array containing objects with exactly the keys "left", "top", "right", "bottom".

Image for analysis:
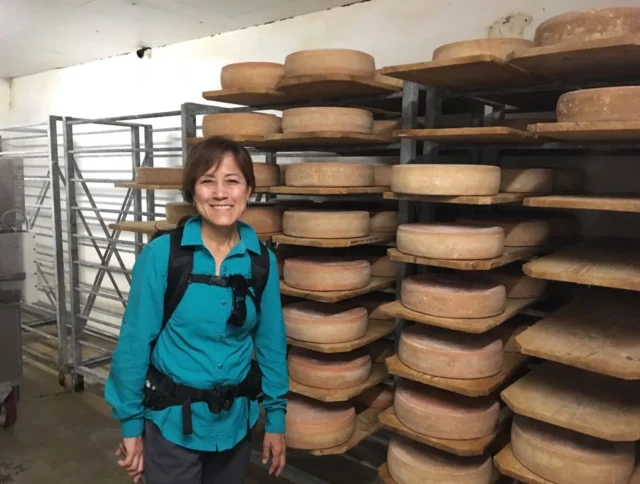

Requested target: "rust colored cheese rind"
[
  {"left": 220, "top": 62, "right": 285, "bottom": 90},
  {"left": 456, "top": 217, "right": 550, "bottom": 247},
  {"left": 283, "top": 256, "right": 371, "bottom": 291},
  {"left": 136, "top": 167, "right": 183, "bottom": 185},
  {"left": 283, "top": 48, "right": 376, "bottom": 78},
  {"left": 557, "top": 87, "right": 640, "bottom": 122},
  {"left": 284, "top": 162, "right": 375, "bottom": 187},
  {"left": 433, "top": 38, "right": 535, "bottom": 61},
  {"left": 391, "top": 164, "right": 501, "bottom": 196},
  {"left": 281, "top": 107, "right": 374, "bottom": 134},
  {"left": 288, "top": 347, "right": 372, "bottom": 389},
  {"left": 283, "top": 210, "right": 371, "bottom": 239},
  {"left": 165, "top": 202, "right": 197, "bottom": 224},
  {"left": 500, "top": 168, "right": 554, "bottom": 194},
  {"left": 239, "top": 206, "right": 283, "bottom": 234},
  {"left": 283, "top": 300, "right": 369, "bottom": 343},
  {"left": 253, "top": 162, "right": 280, "bottom": 187}
]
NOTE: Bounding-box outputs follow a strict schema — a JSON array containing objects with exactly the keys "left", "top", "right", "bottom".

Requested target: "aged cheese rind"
[
  {"left": 285, "top": 162, "right": 374, "bottom": 187},
  {"left": 283, "top": 48, "right": 376, "bottom": 78},
  {"left": 374, "top": 165, "right": 393, "bottom": 187},
  {"left": 363, "top": 255, "right": 396, "bottom": 278},
  {"left": 500, "top": 168, "right": 553, "bottom": 193},
  {"left": 433, "top": 38, "right": 534, "bottom": 61},
  {"left": 283, "top": 256, "right": 371, "bottom": 291},
  {"left": 482, "top": 266, "right": 547, "bottom": 299},
  {"left": 283, "top": 210, "right": 370, "bottom": 239},
  {"left": 370, "top": 211, "right": 398, "bottom": 234},
  {"left": 202, "top": 113, "right": 282, "bottom": 137},
  {"left": 456, "top": 217, "right": 550, "bottom": 247},
  {"left": 283, "top": 300, "right": 368, "bottom": 343},
  {"left": 391, "top": 164, "right": 501, "bottom": 196},
  {"left": 355, "top": 384, "right": 394, "bottom": 409},
  {"left": 239, "top": 206, "right": 283, "bottom": 234},
  {"left": 557, "top": 86, "right": 640, "bottom": 122},
  {"left": 136, "top": 167, "right": 182, "bottom": 185},
  {"left": 253, "top": 162, "right": 280, "bottom": 187},
  {"left": 281, "top": 107, "right": 374, "bottom": 134},
  {"left": 165, "top": 202, "right": 197, "bottom": 224},
  {"left": 288, "top": 347, "right": 372, "bottom": 389},
  {"left": 220, "top": 62, "right": 285, "bottom": 90},
  {"left": 373, "top": 119, "right": 401, "bottom": 135}
]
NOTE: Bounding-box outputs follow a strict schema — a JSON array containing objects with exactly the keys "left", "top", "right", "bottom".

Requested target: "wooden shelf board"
[
  {"left": 379, "top": 462, "right": 501, "bottom": 484},
  {"left": 384, "top": 191, "right": 533, "bottom": 205},
  {"left": 528, "top": 120, "right": 640, "bottom": 141},
  {"left": 280, "top": 277, "right": 395, "bottom": 303},
  {"left": 309, "top": 406, "right": 383, "bottom": 456},
  {"left": 395, "top": 126, "right": 542, "bottom": 143},
  {"left": 185, "top": 135, "right": 278, "bottom": 148},
  {"left": 287, "top": 319, "right": 394, "bottom": 353},
  {"left": 201, "top": 87, "right": 288, "bottom": 106},
  {"left": 524, "top": 194, "right": 640, "bottom": 213},
  {"left": 264, "top": 131, "right": 395, "bottom": 146},
  {"left": 501, "top": 361, "right": 640, "bottom": 442},
  {"left": 273, "top": 232, "right": 395, "bottom": 248},
  {"left": 109, "top": 220, "right": 174, "bottom": 235},
  {"left": 386, "top": 352, "right": 530, "bottom": 398},
  {"left": 275, "top": 74, "right": 402, "bottom": 99},
  {"left": 523, "top": 238, "right": 640, "bottom": 291},
  {"left": 516, "top": 290, "right": 640, "bottom": 380},
  {"left": 114, "top": 182, "right": 182, "bottom": 190},
  {"left": 269, "top": 185, "right": 386, "bottom": 195}
]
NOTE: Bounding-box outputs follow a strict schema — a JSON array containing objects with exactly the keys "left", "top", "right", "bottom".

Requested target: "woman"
[{"left": 105, "top": 137, "right": 289, "bottom": 484}]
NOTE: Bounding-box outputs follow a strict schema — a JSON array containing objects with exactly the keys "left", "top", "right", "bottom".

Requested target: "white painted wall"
[{"left": 0, "top": 79, "right": 10, "bottom": 126}]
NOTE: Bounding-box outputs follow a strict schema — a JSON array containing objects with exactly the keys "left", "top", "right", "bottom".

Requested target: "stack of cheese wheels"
[
  {"left": 373, "top": 119, "right": 401, "bottom": 135},
  {"left": 370, "top": 210, "right": 398, "bottom": 234},
  {"left": 220, "top": 62, "right": 284, "bottom": 90},
  {"left": 397, "top": 223, "right": 505, "bottom": 260},
  {"left": 202, "top": 112, "right": 282, "bottom": 138},
  {"left": 354, "top": 293, "right": 395, "bottom": 320},
  {"left": 374, "top": 165, "right": 393, "bottom": 187},
  {"left": 557, "top": 86, "right": 640, "bottom": 122},
  {"left": 136, "top": 167, "right": 182, "bottom": 186},
  {"left": 387, "top": 435, "right": 494, "bottom": 484},
  {"left": 511, "top": 415, "right": 636, "bottom": 484},
  {"left": 283, "top": 48, "right": 376, "bottom": 79},
  {"left": 165, "top": 202, "right": 197, "bottom": 224},
  {"left": 282, "top": 107, "right": 374, "bottom": 134},
  {"left": 361, "top": 255, "right": 395, "bottom": 277},
  {"left": 395, "top": 380, "right": 500, "bottom": 439},
  {"left": 286, "top": 394, "right": 356, "bottom": 450},
  {"left": 499, "top": 168, "right": 553, "bottom": 193},
  {"left": 482, "top": 265, "right": 547, "bottom": 299},
  {"left": 456, "top": 216, "right": 550, "bottom": 247},
  {"left": 240, "top": 206, "right": 283, "bottom": 234},
  {"left": 391, "top": 164, "right": 501, "bottom": 196},
  {"left": 401, "top": 273, "right": 507, "bottom": 319},
  {"left": 285, "top": 162, "right": 375, "bottom": 187},
  {"left": 399, "top": 324, "right": 504, "bottom": 378},
  {"left": 253, "top": 162, "right": 280, "bottom": 187},
  {"left": 283, "top": 256, "right": 371, "bottom": 291},
  {"left": 283, "top": 300, "right": 369, "bottom": 343},
  {"left": 354, "top": 383, "right": 394, "bottom": 409},
  {"left": 288, "top": 347, "right": 372, "bottom": 389},
  {"left": 368, "top": 338, "right": 394, "bottom": 363},
  {"left": 432, "top": 38, "right": 534, "bottom": 61},
  {"left": 282, "top": 210, "right": 371, "bottom": 239}
]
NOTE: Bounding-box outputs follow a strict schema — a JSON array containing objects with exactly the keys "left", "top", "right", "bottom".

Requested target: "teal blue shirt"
[{"left": 104, "top": 216, "right": 289, "bottom": 451}]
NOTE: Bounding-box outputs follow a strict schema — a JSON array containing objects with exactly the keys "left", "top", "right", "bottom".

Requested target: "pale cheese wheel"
[
  {"left": 387, "top": 435, "right": 494, "bottom": 484},
  {"left": 398, "top": 324, "right": 504, "bottom": 379},
  {"left": 354, "top": 384, "right": 394, "bottom": 409},
  {"left": 511, "top": 415, "right": 636, "bottom": 484},
  {"left": 482, "top": 266, "right": 547, "bottom": 299},
  {"left": 363, "top": 255, "right": 396, "bottom": 278},
  {"left": 283, "top": 256, "right": 371, "bottom": 291},
  {"left": 373, "top": 119, "right": 401, "bottom": 135},
  {"left": 535, "top": 8, "right": 640, "bottom": 46},
  {"left": 286, "top": 395, "right": 356, "bottom": 450},
  {"left": 202, "top": 113, "right": 281, "bottom": 137},
  {"left": 370, "top": 211, "right": 398, "bottom": 234},
  {"left": 401, "top": 273, "right": 507, "bottom": 319},
  {"left": 220, "top": 62, "right": 285, "bottom": 90},
  {"left": 368, "top": 339, "right": 394, "bottom": 363},
  {"left": 240, "top": 206, "right": 283, "bottom": 234},
  {"left": 285, "top": 162, "right": 374, "bottom": 187},
  {"left": 397, "top": 223, "right": 505, "bottom": 260},
  {"left": 391, "top": 164, "right": 501, "bottom": 196},
  {"left": 288, "top": 347, "right": 372, "bottom": 389},
  {"left": 433, "top": 38, "right": 534, "bottom": 61},
  {"left": 253, "top": 162, "right": 280, "bottom": 187},
  {"left": 500, "top": 168, "right": 553, "bottom": 193},
  {"left": 136, "top": 167, "right": 182, "bottom": 185},
  {"left": 283, "top": 48, "right": 376, "bottom": 79},
  {"left": 557, "top": 86, "right": 640, "bottom": 122},
  {"left": 283, "top": 210, "right": 370, "bottom": 239},
  {"left": 283, "top": 300, "right": 368, "bottom": 343},
  {"left": 165, "top": 202, "right": 197, "bottom": 224},
  {"left": 282, "top": 107, "right": 373, "bottom": 134},
  {"left": 395, "top": 380, "right": 500, "bottom": 440},
  {"left": 456, "top": 217, "right": 550, "bottom": 247},
  {"left": 374, "top": 165, "right": 393, "bottom": 187},
  {"left": 553, "top": 167, "right": 585, "bottom": 193}
]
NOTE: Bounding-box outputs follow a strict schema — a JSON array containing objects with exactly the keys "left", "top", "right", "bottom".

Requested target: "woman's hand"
[
  {"left": 262, "top": 432, "right": 286, "bottom": 477},
  {"left": 116, "top": 436, "right": 144, "bottom": 482}
]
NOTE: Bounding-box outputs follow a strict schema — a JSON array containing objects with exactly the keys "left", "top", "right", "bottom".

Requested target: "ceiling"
[{"left": 0, "top": 0, "right": 361, "bottom": 79}]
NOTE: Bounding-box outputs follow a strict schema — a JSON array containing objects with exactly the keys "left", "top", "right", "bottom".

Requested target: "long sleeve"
[
  {"left": 253, "top": 250, "right": 289, "bottom": 434},
  {"left": 104, "top": 241, "right": 167, "bottom": 438}
]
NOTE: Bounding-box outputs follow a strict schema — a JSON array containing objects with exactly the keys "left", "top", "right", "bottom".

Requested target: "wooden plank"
[
  {"left": 501, "top": 362, "right": 640, "bottom": 442},
  {"left": 522, "top": 238, "right": 640, "bottom": 291},
  {"left": 309, "top": 406, "right": 383, "bottom": 456},
  {"left": 528, "top": 120, "right": 640, "bottom": 141},
  {"left": 287, "top": 319, "right": 394, "bottom": 353},
  {"left": 280, "top": 277, "right": 395, "bottom": 303},
  {"left": 524, "top": 194, "right": 640, "bottom": 213},
  {"left": 109, "top": 220, "right": 172, "bottom": 235},
  {"left": 185, "top": 135, "right": 275, "bottom": 148},
  {"left": 387, "top": 247, "right": 544, "bottom": 271},
  {"left": 264, "top": 131, "right": 395, "bottom": 145},
  {"left": 379, "top": 298, "right": 538, "bottom": 334},
  {"left": 379, "top": 462, "right": 501, "bottom": 484},
  {"left": 515, "top": 290, "right": 640, "bottom": 380},
  {"left": 275, "top": 74, "right": 401, "bottom": 99},
  {"left": 201, "top": 88, "right": 288, "bottom": 106},
  {"left": 384, "top": 191, "right": 531, "bottom": 205},
  {"left": 386, "top": 353, "right": 530, "bottom": 398},
  {"left": 269, "top": 186, "right": 386, "bottom": 195},
  {"left": 273, "top": 232, "right": 395, "bottom": 248},
  {"left": 396, "top": 127, "right": 541, "bottom": 143},
  {"left": 114, "top": 182, "right": 182, "bottom": 190}
]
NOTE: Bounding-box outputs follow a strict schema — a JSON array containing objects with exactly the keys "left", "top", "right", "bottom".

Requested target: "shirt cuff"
[
  {"left": 121, "top": 417, "right": 144, "bottom": 438},
  {"left": 265, "top": 409, "right": 286, "bottom": 434}
]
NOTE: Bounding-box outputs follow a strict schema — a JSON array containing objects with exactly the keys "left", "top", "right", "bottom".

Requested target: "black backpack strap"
[
  {"left": 162, "top": 225, "right": 194, "bottom": 329},
  {"left": 248, "top": 242, "right": 270, "bottom": 315}
]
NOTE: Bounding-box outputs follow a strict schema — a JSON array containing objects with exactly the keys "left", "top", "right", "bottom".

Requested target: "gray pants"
[{"left": 143, "top": 420, "right": 251, "bottom": 484}]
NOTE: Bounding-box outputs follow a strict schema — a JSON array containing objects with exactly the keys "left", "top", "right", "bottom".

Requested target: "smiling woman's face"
[{"left": 193, "top": 153, "right": 252, "bottom": 228}]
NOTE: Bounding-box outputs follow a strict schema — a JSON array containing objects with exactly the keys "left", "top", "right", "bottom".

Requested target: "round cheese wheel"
[
  {"left": 136, "top": 167, "right": 182, "bottom": 185},
  {"left": 535, "top": 8, "right": 640, "bottom": 46},
  {"left": 397, "top": 224, "right": 505, "bottom": 260},
  {"left": 282, "top": 107, "right": 373, "bottom": 134},
  {"left": 456, "top": 217, "right": 550, "bottom": 247},
  {"left": 220, "top": 62, "right": 285, "bottom": 90},
  {"left": 482, "top": 266, "right": 547, "bottom": 299},
  {"left": 387, "top": 435, "right": 494, "bottom": 484},
  {"left": 283, "top": 300, "right": 368, "bottom": 343},
  {"left": 401, "top": 273, "right": 507, "bottom": 319},
  {"left": 500, "top": 168, "right": 553, "bottom": 193},
  {"left": 240, "top": 206, "right": 282, "bottom": 234},
  {"left": 511, "top": 415, "right": 636, "bottom": 484},
  {"left": 375, "top": 69, "right": 404, "bottom": 88},
  {"left": 433, "top": 38, "right": 534, "bottom": 61},
  {"left": 373, "top": 119, "right": 401, "bottom": 135},
  {"left": 363, "top": 255, "right": 396, "bottom": 278},
  {"left": 283, "top": 256, "right": 371, "bottom": 291},
  {"left": 557, "top": 86, "right": 640, "bottom": 122},
  {"left": 202, "top": 113, "right": 281, "bottom": 137},
  {"left": 285, "top": 162, "right": 374, "bottom": 187},
  {"left": 283, "top": 48, "right": 375, "bottom": 78},
  {"left": 374, "top": 165, "right": 393, "bottom": 187},
  {"left": 398, "top": 324, "right": 504, "bottom": 379},
  {"left": 283, "top": 210, "right": 370, "bottom": 239},
  {"left": 391, "top": 164, "right": 501, "bottom": 196},
  {"left": 288, "top": 347, "right": 372, "bottom": 389},
  {"left": 355, "top": 384, "right": 394, "bottom": 409},
  {"left": 253, "top": 162, "right": 280, "bottom": 187},
  {"left": 165, "top": 202, "right": 197, "bottom": 224},
  {"left": 286, "top": 395, "right": 356, "bottom": 450},
  {"left": 395, "top": 380, "right": 500, "bottom": 440},
  {"left": 553, "top": 167, "right": 585, "bottom": 193},
  {"left": 368, "top": 339, "right": 394, "bottom": 363},
  {"left": 353, "top": 294, "right": 394, "bottom": 321},
  {"left": 370, "top": 211, "right": 398, "bottom": 234}
]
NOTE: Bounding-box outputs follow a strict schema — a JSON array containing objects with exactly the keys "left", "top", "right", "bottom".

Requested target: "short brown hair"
[{"left": 181, "top": 136, "right": 256, "bottom": 204}]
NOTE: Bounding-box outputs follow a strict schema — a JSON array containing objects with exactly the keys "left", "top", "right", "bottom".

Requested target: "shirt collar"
[{"left": 180, "top": 215, "right": 261, "bottom": 255}]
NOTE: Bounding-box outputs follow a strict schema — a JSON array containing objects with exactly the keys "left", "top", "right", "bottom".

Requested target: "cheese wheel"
[
  {"left": 283, "top": 210, "right": 370, "bottom": 239},
  {"left": 165, "top": 202, "right": 197, "bottom": 224},
  {"left": 370, "top": 211, "right": 398, "bottom": 234},
  {"left": 557, "top": 86, "right": 640, "bottom": 122},
  {"left": 240, "top": 206, "right": 282, "bottom": 234},
  {"left": 482, "top": 266, "right": 547, "bottom": 299},
  {"left": 288, "top": 347, "right": 372, "bottom": 389},
  {"left": 253, "top": 162, "right": 280, "bottom": 187},
  {"left": 368, "top": 339, "right": 394, "bottom": 363},
  {"left": 202, "top": 113, "right": 281, "bottom": 137},
  {"left": 283, "top": 48, "right": 375, "bottom": 78},
  {"left": 553, "top": 167, "right": 585, "bottom": 193},
  {"left": 433, "top": 38, "right": 534, "bottom": 61},
  {"left": 220, "top": 62, "right": 285, "bottom": 90},
  {"left": 387, "top": 435, "right": 494, "bottom": 484},
  {"left": 373, "top": 119, "right": 401, "bottom": 135},
  {"left": 353, "top": 293, "right": 394, "bottom": 321},
  {"left": 401, "top": 274, "right": 507, "bottom": 319},
  {"left": 500, "top": 168, "right": 553, "bottom": 193},
  {"left": 279, "top": 164, "right": 287, "bottom": 185},
  {"left": 511, "top": 415, "right": 636, "bottom": 484},
  {"left": 456, "top": 217, "right": 550, "bottom": 247},
  {"left": 286, "top": 395, "right": 356, "bottom": 450},
  {"left": 374, "top": 165, "right": 393, "bottom": 187},
  {"left": 399, "top": 324, "right": 504, "bottom": 379},
  {"left": 391, "top": 164, "right": 501, "bottom": 196},
  {"left": 136, "top": 167, "right": 182, "bottom": 185},
  {"left": 283, "top": 300, "right": 368, "bottom": 343},
  {"left": 535, "top": 8, "right": 640, "bottom": 46},
  {"left": 282, "top": 107, "right": 373, "bottom": 134},
  {"left": 397, "top": 224, "right": 505, "bottom": 260},
  {"left": 363, "top": 255, "right": 396, "bottom": 278},
  {"left": 285, "top": 162, "right": 374, "bottom": 187},
  {"left": 375, "top": 69, "right": 404, "bottom": 88},
  {"left": 283, "top": 256, "right": 371, "bottom": 291},
  {"left": 355, "top": 384, "right": 394, "bottom": 409},
  {"left": 395, "top": 380, "right": 500, "bottom": 439}
]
